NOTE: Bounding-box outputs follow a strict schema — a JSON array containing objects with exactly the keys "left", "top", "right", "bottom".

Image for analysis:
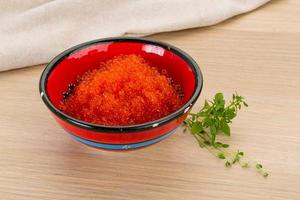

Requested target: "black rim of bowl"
[{"left": 39, "top": 37, "right": 203, "bottom": 133}]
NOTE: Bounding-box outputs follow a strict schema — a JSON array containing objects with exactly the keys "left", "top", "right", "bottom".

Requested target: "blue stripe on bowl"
[{"left": 67, "top": 129, "right": 177, "bottom": 150}]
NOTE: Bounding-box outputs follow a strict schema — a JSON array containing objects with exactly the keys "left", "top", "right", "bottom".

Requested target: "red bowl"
[{"left": 39, "top": 37, "right": 203, "bottom": 150}]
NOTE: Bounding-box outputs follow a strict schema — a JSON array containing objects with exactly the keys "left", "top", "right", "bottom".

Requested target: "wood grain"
[{"left": 0, "top": 1, "right": 300, "bottom": 199}]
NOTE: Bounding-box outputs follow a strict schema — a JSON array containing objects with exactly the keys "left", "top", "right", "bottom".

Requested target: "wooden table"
[{"left": 0, "top": 1, "right": 299, "bottom": 199}]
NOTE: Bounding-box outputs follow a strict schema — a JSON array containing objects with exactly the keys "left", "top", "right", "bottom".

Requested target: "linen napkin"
[{"left": 0, "top": 0, "right": 270, "bottom": 71}]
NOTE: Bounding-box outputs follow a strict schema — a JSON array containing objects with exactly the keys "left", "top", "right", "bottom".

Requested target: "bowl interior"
[{"left": 46, "top": 41, "right": 197, "bottom": 117}]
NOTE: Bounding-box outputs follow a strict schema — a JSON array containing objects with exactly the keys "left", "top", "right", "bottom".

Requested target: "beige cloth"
[{"left": 0, "top": 0, "right": 270, "bottom": 71}]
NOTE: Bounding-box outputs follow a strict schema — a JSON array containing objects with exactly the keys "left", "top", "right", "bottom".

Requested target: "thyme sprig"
[{"left": 183, "top": 93, "right": 269, "bottom": 178}]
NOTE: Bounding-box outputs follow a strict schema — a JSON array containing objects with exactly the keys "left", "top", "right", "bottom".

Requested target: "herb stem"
[{"left": 183, "top": 92, "right": 269, "bottom": 178}]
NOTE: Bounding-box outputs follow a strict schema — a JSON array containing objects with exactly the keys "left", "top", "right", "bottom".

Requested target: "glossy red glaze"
[
  {"left": 40, "top": 38, "right": 202, "bottom": 147},
  {"left": 54, "top": 113, "right": 187, "bottom": 144}
]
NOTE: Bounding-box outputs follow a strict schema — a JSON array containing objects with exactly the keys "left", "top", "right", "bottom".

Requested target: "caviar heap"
[{"left": 60, "top": 54, "right": 183, "bottom": 126}]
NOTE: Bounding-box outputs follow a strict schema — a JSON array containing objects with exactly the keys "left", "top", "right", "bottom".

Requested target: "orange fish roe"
[{"left": 60, "top": 54, "right": 183, "bottom": 126}]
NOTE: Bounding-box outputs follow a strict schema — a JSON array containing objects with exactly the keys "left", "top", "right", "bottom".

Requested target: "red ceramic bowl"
[{"left": 39, "top": 37, "right": 203, "bottom": 150}]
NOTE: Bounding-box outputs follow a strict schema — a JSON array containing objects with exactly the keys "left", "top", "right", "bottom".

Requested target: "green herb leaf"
[
  {"left": 221, "top": 121, "right": 230, "bottom": 136},
  {"left": 218, "top": 153, "right": 226, "bottom": 159},
  {"left": 238, "top": 151, "right": 244, "bottom": 156},
  {"left": 225, "top": 161, "right": 231, "bottom": 167},
  {"left": 215, "top": 142, "right": 229, "bottom": 148},
  {"left": 215, "top": 93, "right": 224, "bottom": 102},
  {"left": 226, "top": 108, "right": 236, "bottom": 120},
  {"left": 242, "top": 162, "right": 249, "bottom": 168},
  {"left": 215, "top": 142, "right": 223, "bottom": 147},
  {"left": 256, "top": 164, "right": 263, "bottom": 169},
  {"left": 263, "top": 172, "right": 269, "bottom": 177},
  {"left": 191, "top": 122, "right": 203, "bottom": 134}
]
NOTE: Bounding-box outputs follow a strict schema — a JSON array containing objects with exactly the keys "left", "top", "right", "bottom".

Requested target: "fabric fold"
[{"left": 0, "top": 0, "right": 270, "bottom": 71}]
